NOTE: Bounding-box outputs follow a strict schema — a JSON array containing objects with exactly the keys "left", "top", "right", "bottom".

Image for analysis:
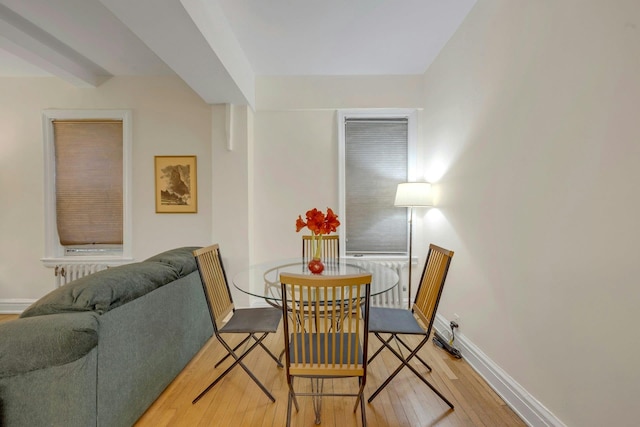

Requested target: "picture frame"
[{"left": 154, "top": 155, "right": 197, "bottom": 213}]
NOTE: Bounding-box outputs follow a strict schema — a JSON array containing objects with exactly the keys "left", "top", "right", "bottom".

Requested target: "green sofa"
[{"left": 0, "top": 247, "right": 213, "bottom": 427}]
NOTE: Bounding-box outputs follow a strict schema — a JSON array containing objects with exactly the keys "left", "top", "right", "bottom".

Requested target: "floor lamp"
[{"left": 394, "top": 182, "right": 432, "bottom": 309}]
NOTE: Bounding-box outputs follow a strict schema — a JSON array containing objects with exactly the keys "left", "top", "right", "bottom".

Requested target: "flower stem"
[{"left": 314, "top": 234, "right": 323, "bottom": 259}]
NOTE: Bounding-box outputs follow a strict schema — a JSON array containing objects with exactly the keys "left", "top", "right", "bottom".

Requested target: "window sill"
[
  {"left": 41, "top": 257, "right": 134, "bottom": 268},
  {"left": 344, "top": 254, "right": 419, "bottom": 266}
]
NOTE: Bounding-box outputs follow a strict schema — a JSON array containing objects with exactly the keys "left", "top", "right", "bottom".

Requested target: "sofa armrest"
[{"left": 0, "top": 312, "right": 99, "bottom": 378}]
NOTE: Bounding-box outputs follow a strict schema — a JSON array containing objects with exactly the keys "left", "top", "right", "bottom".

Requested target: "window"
[
  {"left": 338, "top": 109, "right": 417, "bottom": 257},
  {"left": 42, "top": 110, "right": 132, "bottom": 264}
]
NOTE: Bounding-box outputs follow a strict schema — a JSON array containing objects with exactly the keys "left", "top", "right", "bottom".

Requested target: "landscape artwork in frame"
[{"left": 154, "top": 155, "right": 197, "bottom": 213}]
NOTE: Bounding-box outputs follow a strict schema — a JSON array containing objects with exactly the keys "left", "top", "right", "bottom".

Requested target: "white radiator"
[
  {"left": 349, "top": 259, "right": 408, "bottom": 308},
  {"left": 54, "top": 264, "right": 109, "bottom": 288}
]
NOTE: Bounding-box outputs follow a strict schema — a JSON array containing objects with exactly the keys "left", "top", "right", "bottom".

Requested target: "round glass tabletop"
[{"left": 232, "top": 258, "right": 399, "bottom": 303}]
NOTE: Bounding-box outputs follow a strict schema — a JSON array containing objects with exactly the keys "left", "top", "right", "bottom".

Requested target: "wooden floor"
[{"left": 0, "top": 314, "right": 525, "bottom": 427}]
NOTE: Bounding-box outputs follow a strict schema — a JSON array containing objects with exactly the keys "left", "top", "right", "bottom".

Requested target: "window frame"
[
  {"left": 41, "top": 109, "right": 133, "bottom": 265},
  {"left": 337, "top": 109, "right": 418, "bottom": 259}
]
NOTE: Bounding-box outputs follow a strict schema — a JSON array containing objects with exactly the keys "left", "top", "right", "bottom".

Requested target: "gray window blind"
[
  {"left": 345, "top": 118, "right": 408, "bottom": 254},
  {"left": 53, "top": 120, "right": 123, "bottom": 246}
]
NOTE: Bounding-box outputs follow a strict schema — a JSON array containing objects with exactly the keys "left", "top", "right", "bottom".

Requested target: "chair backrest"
[
  {"left": 302, "top": 235, "right": 340, "bottom": 260},
  {"left": 193, "top": 244, "right": 234, "bottom": 334},
  {"left": 279, "top": 273, "right": 371, "bottom": 378},
  {"left": 412, "top": 244, "right": 454, "bottom": 335}
]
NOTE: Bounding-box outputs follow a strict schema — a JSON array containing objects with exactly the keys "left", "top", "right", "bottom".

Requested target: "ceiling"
[{"left": 0, "top": 0, "right": 476, "bottom": 107}]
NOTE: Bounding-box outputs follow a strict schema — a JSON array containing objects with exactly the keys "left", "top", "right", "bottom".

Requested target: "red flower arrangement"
[{"left": 296, "top": 208, "right": 340, "bottom": 261}]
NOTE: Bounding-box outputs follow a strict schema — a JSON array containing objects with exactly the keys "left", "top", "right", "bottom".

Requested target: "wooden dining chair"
[
  {"left": 191, "top": 244, "right": 283, "bottom": 404},
  {"left": 367, "top": 243, "right": 455, "bottom": 408},
  {"left": 279, "top": 272, "right": 372, "bottom": 427},
  {"left": 302, "top": 234, "right": 340, "bottom": 260}
]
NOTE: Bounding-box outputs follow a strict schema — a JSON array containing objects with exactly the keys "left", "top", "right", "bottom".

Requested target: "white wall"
[
  {"left": 252, "top": 109, "right": 338, "bottom": 263},
  {"left": 252, "top": 76, "right": 425, "bottom": 266},
  {"left": 422, "top": 1, "right": 640, "bottom": 426},
  {"left": 0, "top": 76, "right": 213, "bottom": 301}
]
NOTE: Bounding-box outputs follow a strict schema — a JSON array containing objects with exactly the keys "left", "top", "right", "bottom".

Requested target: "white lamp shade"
[{"left": 394, "top": 182, "right": 433, "bottom": 207}]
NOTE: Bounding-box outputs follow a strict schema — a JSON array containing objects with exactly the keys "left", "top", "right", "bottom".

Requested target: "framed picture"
[{"left": 154, "top": 155, "right": 197, "bottom": 213}]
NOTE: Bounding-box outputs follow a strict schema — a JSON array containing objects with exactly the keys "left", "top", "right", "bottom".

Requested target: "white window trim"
[
  {"left": 337, "top": 108, "right": 418, "bottom": 259},
  {"left": 41, "top": 109, "right": 133, "bottom": 266}
]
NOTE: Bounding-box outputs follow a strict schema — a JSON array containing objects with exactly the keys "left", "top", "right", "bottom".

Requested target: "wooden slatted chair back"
[
  {"left": 280, "top": 273, "right": 371, "bottom": 378},
  {"left": 302, "top": 235, "right": 340, "bottom": 260},
  {"left": 413, "top": 244, "right": 453, "bottom": 333},
  {"left": 412, "top": 244, "right": 455, "bottom": 334},
  {"left": 193, "top": 244, "right": 234, "bottom": 333}
]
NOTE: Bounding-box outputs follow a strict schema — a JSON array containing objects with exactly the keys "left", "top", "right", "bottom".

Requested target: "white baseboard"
[
  {"left": 0, "top": 299, "right": 34, "bottom": 314},
  {"left": 434, "top": 314, "right": 566, "bottom": 427}
]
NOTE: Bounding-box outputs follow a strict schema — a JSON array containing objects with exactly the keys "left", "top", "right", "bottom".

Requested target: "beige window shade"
[{"left": 53, "top": 120, "right": 123, "bottom": 245}]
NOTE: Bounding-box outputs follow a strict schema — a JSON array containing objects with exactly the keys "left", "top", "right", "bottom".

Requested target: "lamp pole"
[
  {"left": 407, "top": 206, "right": 414, "bottom": 310},
  {"left": 394, "top": 182, "right": 432, "bottom": 310}
]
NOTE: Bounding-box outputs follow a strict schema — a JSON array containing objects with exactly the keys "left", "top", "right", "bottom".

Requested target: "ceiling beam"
[
  {"left": 180, "top": 0, "right": 255, "bottom": 109},
  {"left": 99, "top": 0, "right": 254, "bottom": 108},
  {"left": 0, "top": 3, "right": 111, "bottom": 87}
]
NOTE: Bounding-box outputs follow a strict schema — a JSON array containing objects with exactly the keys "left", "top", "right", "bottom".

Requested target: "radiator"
[
  {"left": 54, "top": 263, "right": 109, "bottom": 288},
  {"left": 349, "top": 259, "right": 408, "bottom": 308}
]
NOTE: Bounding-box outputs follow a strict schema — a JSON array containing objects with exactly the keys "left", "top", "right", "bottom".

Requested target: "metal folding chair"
[
  {"left": 280, "top": 272, "right": 371, "bottom": 426},
  {"left": 367, "top": 243, "right": 455, "bottom": 408},
  {"left": 192, "top": 244, "right": 283, "bottom": 404}
]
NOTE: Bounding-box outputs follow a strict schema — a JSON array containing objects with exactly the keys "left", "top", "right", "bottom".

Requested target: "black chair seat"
[
  {"left": 369, "top": 307, "right": 425, "bottom": 335},
  {"left": 289, "top": 332, "right": 362, "bottom": 365},
  {"left": 221, "top": 307, "right": 282, "bottom": 334}
]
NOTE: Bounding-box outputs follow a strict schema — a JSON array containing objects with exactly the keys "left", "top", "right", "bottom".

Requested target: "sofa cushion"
[
  {"left": 144, "top": 246, "right": 200, "bottom": 276},
  {"left": 0, "top": 312, "right": 99, "bottom": 378},
  {"left": 20, "top": 262, "right": 180, "bottom": 318}
]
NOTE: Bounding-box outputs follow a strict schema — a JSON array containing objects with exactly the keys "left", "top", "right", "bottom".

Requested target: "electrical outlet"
[{"left": 453, "top": 313, "right": 460, "bottom": 324}]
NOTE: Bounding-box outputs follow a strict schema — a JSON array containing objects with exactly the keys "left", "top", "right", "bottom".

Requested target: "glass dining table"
[{"left": 232, "top": 258, "right": 400, "bottom": 306}]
